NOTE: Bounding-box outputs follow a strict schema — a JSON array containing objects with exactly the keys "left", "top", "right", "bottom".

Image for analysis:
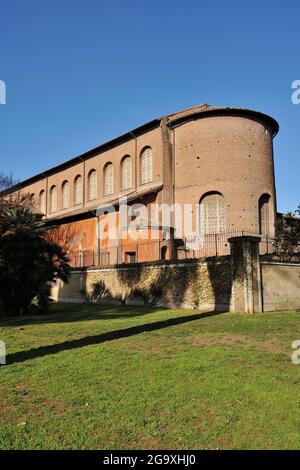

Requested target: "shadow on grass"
[
  {"left": 0, "top": 304, "right": 164, "bottom": 327},
  {"left": 7, "top": 310, "right": 224, "bottom": 365}
]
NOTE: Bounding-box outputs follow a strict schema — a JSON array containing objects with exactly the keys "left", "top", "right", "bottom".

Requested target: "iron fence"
[{"left": 69, "top": 229, "right": 289, "bottom": 268}]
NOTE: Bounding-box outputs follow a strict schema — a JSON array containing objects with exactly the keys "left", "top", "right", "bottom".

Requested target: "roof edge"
[
  {"left": 5, "top": 104, "right": 279, "bottom": 194},
  {"left": 7, "top": 118, "right": 162, "bottom": 194},
  {"left": 166, "top": 106, "right": 279, "bottom": 137},
  {"left": 45, "top": 183, "right": 163, "bottom": 225}
]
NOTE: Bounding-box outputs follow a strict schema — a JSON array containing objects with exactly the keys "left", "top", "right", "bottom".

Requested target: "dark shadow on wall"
[
  {"left": 114, "top": 259, "right": 206, "bottom": 307},
  {"left": 7, "top": 310, "right": 224, "bottom": 365},
  {"left": 116, "top": 256, "right": 232, "bottom": 310},
  {"left": 56, "top": 256, "right": 233, "bottom": 312},
  {"left": 206, "top": 256, "right": 232, "bottom": 312}
]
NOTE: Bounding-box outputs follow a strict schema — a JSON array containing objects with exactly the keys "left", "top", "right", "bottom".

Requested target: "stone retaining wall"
[
  {"left": 51, "top": 258, "right": 232, "bottom": 311},
  {"left": 51, "top": 238, "right": 300, "bottom": 313},
  {"left": 261, "top": 261, "right": 300, "bottom": 311}
]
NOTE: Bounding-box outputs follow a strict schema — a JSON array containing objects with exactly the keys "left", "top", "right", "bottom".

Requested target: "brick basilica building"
[{"left": 7, "top": 104, "right": 279, "bottom": 265}]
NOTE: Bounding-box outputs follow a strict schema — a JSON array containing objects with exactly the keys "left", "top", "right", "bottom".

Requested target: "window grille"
[
  {"left": 121, "top": 156, "right": 132, "bottom": 190},
  {"left": 104, "top": 164, "right": 113, "bottom": 195},
  {"left": 141, "top": 148, "right": 153, "bottom": 184},
  {"left": 88, "top": 170, "right": 97, "bottom": 200},
  {"left": 74, "top": 175, "right": 83, "bottom": 205},
  {"left": 62, "top": 181, "right": 69, "bottom": 209},
  {"left": 200, "top": 193, "right": 226, "bottom": 234},
  {"left": 50, "top": 186, "right": 57, "bottom": 213}
]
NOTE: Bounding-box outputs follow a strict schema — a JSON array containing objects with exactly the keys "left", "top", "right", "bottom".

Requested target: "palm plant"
[{"left": 0, "top": 206, "right": 70, "bottom": 316}]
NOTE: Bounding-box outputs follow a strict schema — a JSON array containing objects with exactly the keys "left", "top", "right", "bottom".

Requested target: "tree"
[
  {"left": 275, "top": 205, "right": 300, "bottom": 257},
  {"left": 0, "top": 173, "right": 34, "bottom": 213},
  {"left": 0, "top": 206, "right": 70, "bottom": 317},
  {"left": 46, "top": 223, "right": 79, "bottom": 255}
]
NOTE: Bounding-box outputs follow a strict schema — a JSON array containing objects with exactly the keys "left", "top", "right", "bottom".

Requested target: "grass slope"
[{"left": 0, "top": 304, "right": 300, "bottom": 450}]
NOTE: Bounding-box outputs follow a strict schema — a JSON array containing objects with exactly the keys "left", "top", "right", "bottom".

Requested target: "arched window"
[
  {"left": 104, "top": 163, "right": 113, "bottom": 195},
  {"left": 49, "top": 185, "right": 57, "bottom": 213},
  {"left": 199, "top": 192, "right": 226, "bottom": 234},
  {"left": 140, "top": 147, "right": 153, "bottom": 184},
  {"left": 79, "top": 232, "right": 87, "bottom": 251},
  {"left": 161, "top": 245, "right": 167, "bottom": 260},
  {"left": 39, "top": 190, "right": 46, "bottom": 214},
  {"left": 62, "top": 180, "right": 69, "bottom": 209},
  {"left": 74, "top": 175, "right": 83, "bottom": 205},
  {"left": 259, "top": 194, "right": 271, "bottom": 235},
  {"left": 88, "top": 170, "right": 97, "bottom": 200},
  {"left": 121, "top": 156, "right": 132, "bottom": 190},
  {"left": 29, "top": 193, "right": 35, "bottom": 208}
]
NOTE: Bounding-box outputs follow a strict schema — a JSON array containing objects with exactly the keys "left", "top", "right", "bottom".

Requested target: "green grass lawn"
[{"left": 1, "top": 304, "right": 300, "bottom": 450}]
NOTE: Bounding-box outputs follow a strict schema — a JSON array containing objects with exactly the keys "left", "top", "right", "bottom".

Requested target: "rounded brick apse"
[{"left": 168, "top": 106, "right": 279, "bottom": 236}]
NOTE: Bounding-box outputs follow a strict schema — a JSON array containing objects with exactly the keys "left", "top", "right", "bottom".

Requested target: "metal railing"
[
  {"left": 70, "top": 240, "right": 166, "bottom": 268},
  {"left": 68, "top": 230, "right": 300, "bottom": 268},
  {"left": 261, "top": 235, "right": 300, "bottom": 261},
  {"left": 68, "top": 230, "right": 259, "bottom": 268}
]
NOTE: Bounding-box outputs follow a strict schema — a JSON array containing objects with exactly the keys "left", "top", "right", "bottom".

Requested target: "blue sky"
[{"left": 0, "top": 0, "right": 299, "bottom": 213}]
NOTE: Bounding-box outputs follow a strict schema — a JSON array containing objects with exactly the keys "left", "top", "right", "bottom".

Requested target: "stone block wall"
[
  {"left": 51, "top": 258, "right": 232, "bottom": 311},
  {"left": 261, "top": 261, "right": 300, "bottom": 311},
  {"left": 51, "top": 237, "right": 300, "bottom": 313}
]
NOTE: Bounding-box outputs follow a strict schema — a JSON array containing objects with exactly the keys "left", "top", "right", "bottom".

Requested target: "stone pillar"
[{"left": 228, "top": 236, "right": 262, "bottom": 313}]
